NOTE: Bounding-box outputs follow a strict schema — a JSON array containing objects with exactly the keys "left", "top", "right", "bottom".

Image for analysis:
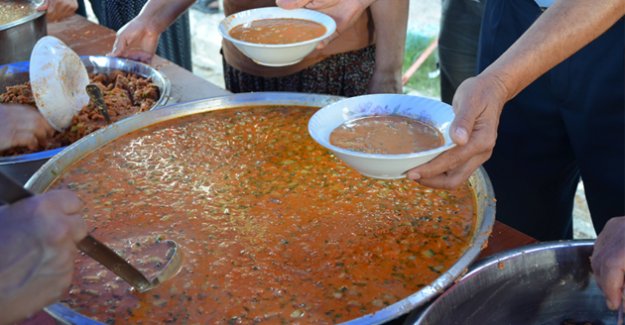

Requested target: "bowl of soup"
[
  {"left": 308, "top": 94, "right": 456, "bottom": 179},
  {"left": 218, "top": 7, "right": 336, "bottom": 67}
]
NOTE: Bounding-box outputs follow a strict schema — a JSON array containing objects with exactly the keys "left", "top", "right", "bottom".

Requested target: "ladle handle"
[
  {"left": 0, "top": 172, "right": 153, "bottom": 292},
  {"left": 86, "top": 84, "right": 112, "bottom": 123}
]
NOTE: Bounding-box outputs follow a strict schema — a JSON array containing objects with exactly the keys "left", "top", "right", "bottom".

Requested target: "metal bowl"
[
  {"left": 0, "top": 0, "right": 46, "bottom": 65},
  {"left": 25, "top": 92, "right": 496, "bottom": 325},
  {"left": 0, "top": 55, "right": 171, "bottom": 184},
  {"left": 410, "top": 240, "right": 613, "bottom": 325}
]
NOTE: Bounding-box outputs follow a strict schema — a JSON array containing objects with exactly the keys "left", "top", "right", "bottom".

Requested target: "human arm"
[
  {"left": 110, "top": 0, "right": 196, "bottom": 63},
  {"left": 406, "top": 0, "right": 625, "bottom": 189},
  {"left": 0, "top": 104, "right": 54, "bottom": 152},
  {"left": 591, "top": 216, "right": 625, "bottom": 311},
  {"left": 0, "top": 190, "right": 87, "bottom": 325},
  {"left": 367, "top": 0, "right": 408, "bottom": 94},
  {"left": 37, "top": 0, "right": 78, "bottom": 22},
  {"left": 276, "top": 0, "right": 377, "bottom": 47}
]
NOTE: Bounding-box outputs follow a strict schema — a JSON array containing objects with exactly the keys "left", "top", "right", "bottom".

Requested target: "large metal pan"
[
  {"left": 0, "top": 0, "right": 46, "bottom": 65},
  {"left": 25, "top": 92, "right": 496, "bottom": 324},
  {"left": 0, "top": 55, "right": 171, "bottom": 184},
  {"left": 410, "top": 240, "right": 612, "bottom": 325}
]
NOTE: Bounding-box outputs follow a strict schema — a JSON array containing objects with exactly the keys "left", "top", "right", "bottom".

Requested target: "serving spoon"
[
  {"left": 85, "top": 84, "right": 112, "bottom": 124},
  {"left": 0, "top": 172, "right": 182, "bottom": 293}
]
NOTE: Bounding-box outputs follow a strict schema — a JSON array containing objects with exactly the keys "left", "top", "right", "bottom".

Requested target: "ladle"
[
  {"left": 0, "top": 172, "right": 182, "bottom": 293},
  {"left": 85, "top": 84, "right": 112, "bottom": 123}
]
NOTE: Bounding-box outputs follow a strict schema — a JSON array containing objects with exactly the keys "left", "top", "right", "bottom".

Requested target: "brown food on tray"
[{"left": 0, "top": 70, "right": 160, "bottom": 157}]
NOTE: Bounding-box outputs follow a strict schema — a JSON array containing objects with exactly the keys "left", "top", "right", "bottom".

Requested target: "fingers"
[
  {"left": 10, "top": 131, "right": 40, "bottom": 150},
  {"left": 275, "top": 0, "right": 311, "bottom": 9},
  {"left": 110, "top": 36, "right": 129, "bottom": 58},
  {"left": 121, "top": 50, "right": 154, "bottom": 63},
  {"left": 595, "top": 264, "right": 624, "bottom": 310},
  {"left": 37, "top": 0, "right": 49, "bottom": 11},
  {"left": 42, "top": 0, "right": 78, "bottom": 21},
  {"left": 591, "top": 216, "right": 625, "bottom": 310},
  {"left": 0, "top": 104, "right": 52, "bottom": 150},
  {"left": 412, "top": 154, "right": 487, "bottom": 189},
  {"left": 318, "top": 32, "right": 338, "bottom": 49},
  {"left": 31, "top": 190, "right": 87, "bottom": 244},
  {"left": 40, "top": 190, "right": 83, "bottom": 215},
  {"left": 450, "top": 87, "right": 481, "bottom": 146}
]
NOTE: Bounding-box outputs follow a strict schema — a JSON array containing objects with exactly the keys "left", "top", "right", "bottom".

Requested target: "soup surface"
[
  {"left": 330, "top": 115, "right": 444, "bottom": 155},
  {"left": 52, "top": 106, "right": 476, "bottom": 324},
  {"left": 0, "top": 0, "right": 35, "bottom": 26},
  {"left": 229, "top": 18, "right": 326, "bottom": 44}
]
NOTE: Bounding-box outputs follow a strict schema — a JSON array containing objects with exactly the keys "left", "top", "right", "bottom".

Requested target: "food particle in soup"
[
  {"left": 52, "top": 106, "right": 476, "bottom": 323},
  {"left": 0, "top": 0, "right": 35, "bottom": 26},
  {"left": 330, "top": 115, "right": 444, "bottom": 154},
  {"left": 0, "top": 70, "right": 160, "bottom": 157},
  {"left": 229, "top": 18, "right": 326, "bottom": 44}
]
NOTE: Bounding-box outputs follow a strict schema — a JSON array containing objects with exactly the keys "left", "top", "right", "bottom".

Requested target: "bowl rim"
[
  {"left": 412, "top": 240, "right": 596, "bottom": 324},
  {"left": 218, "top": 7, "right": 337, "bottom": 49},
  {"left": 308, "top": 94, "right": 457, "bottom": 159}
]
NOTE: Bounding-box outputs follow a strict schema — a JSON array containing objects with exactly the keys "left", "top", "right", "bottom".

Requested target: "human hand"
[
  {"left": 110, "top": 17, "right": 161, "bottom": 64},
  {"left": 37, "top": 0, "right": 78, "bottom": 22},
  {"left": 591, "top": 216, "right": 625, "bottom": 311},
  {"left": 0, "top": 190, "right": 87, "bottom": 324},
  {"left": 0, "top": 104, "right": 54, "bottom": 152},
  {"left": 276, "top": 0, "right": 376, "bottom": 48},
  {"left": 367, "top": 69, "right": 402, "bottom": 94},
  {"left": 405, "top": 73, "right": 509, "bottom": 189}
]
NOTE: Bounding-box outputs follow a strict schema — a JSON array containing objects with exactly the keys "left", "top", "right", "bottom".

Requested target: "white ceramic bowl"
[
  {"left": 218, "top": 7, "right": 336, "bottom": 67},
  {"left": 308, "top": 94, "right": 456, "bottom": 180}
]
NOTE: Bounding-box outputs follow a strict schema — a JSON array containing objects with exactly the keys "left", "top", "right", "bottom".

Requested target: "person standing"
[
  {"left": 438, "top": 0, "right": 485, "bottom": 104},
  {"left": 109, "top": 0, "right": 408, "bottom": 96},
  {"left": 77, "top": 0, "right": 193, "bottom": 71}
]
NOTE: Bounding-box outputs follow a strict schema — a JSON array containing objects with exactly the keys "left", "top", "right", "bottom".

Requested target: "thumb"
[
  {"left": 275, "top": 0, "right": 310, "bottom": 9},
  {"left": 316, "top": 32, "right": 338, "bottom": 49},
  {"left": 110, "top": 35, "right": 128, "bottom": 58},
  {"left": 449, "top": 92, "right": 481, "bottom": 146}
]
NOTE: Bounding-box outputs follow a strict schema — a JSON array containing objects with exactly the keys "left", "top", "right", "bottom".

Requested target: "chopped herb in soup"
[
  {"left": 229, "top": 18, "right": 326, "bottom": 44},
  {"left": 52, "top": 106, "right": 476, "bottom": 323},
  {"left": 330, "top": 115, "right": 444, "bottom": 154},
  {"left": 0, "top": 0, "right": 35, "bottom": 25}
]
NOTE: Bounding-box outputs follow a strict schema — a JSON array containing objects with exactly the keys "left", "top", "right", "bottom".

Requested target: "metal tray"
[
  {"left": 25, "top": 92, "right": 495, "bottom": 325},
  {"left": 410, "top": 240, "right": 611, "bottom": 325},
  {"left": 0, "top": 55, "right": 171, "bottom": 183}
]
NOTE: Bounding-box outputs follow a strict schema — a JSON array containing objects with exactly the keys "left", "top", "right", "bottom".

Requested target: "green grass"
[{"left": 402, "top": 33, "right": 440, "bottom": 99}]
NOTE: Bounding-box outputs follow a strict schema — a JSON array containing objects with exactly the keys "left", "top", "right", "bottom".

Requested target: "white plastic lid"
[{"left": 29, "top": 36, "right": 89, "bottom": 131}]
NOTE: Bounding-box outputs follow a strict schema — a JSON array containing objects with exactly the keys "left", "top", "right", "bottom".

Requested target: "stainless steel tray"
[
  {"left": 25, "top": 92, "right": 496, "bottom": 325},
  {"left": 0, "top": 55, "right": 171, "bottom": 183},
  {"left": 410, "top": 240, "right": 610, "bottom": 325}
]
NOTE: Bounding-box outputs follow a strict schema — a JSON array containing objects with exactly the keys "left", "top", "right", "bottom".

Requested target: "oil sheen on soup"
[
  {"left": 229, "top": 18, "right": 326, "bottom": 44},
  {"left": 52, "top": 106, "right": 476, "bottom": 324},
  {"left": 330, "top": 115, "right": 444, "bottom": 155}
]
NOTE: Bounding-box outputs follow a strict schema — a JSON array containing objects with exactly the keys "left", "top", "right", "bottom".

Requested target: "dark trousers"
[
  {"left": 478, "top": 0, "right": 625, "bottom": 241},
  {"left": 439, "top": 0, "right": 485, "bottom": 104}
]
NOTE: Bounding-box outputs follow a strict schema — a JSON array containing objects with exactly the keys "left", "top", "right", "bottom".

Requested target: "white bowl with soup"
[
  {"left": 218, "top": 7, "right": 336, "bottom": 67},
  {"left": 309, "top": 94, "right": 456, "bottom": 179}
]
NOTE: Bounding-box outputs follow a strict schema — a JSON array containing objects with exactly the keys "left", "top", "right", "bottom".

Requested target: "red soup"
[{"left": 51, "top": 106, "right": 476, "bottom": 324}]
